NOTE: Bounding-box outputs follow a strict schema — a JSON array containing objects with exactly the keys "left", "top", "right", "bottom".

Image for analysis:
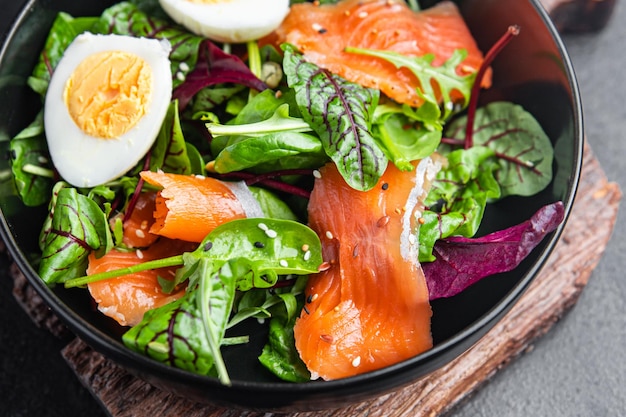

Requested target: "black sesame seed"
[
  {"left": 318, "top": 28, "right": 327, "bottom": 34},
  {"left": 254, "top": 241, "right": 265, "bottom": 249},
  {"left": 303, "top": 305, "right": 310, "bottom": 315},
  {"left": 307, "top": 294, "right": 314, "bottom": 304},
  {"left": 381, "top": 182, "right": 389, "bottom": 190},
  {"left": 203, "top": 241, "right": 213, "bottom": 251}
]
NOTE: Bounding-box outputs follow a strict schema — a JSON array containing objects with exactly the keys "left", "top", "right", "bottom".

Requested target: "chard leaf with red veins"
[
  {"left": 444, "top": 101, "right": 554, "bottom": 198},
  {"left": 424, "top": 201, "right": 565, "bottom": 300},
  {"left": 282, "top": 45, "right": 385, "bottom": 191}
]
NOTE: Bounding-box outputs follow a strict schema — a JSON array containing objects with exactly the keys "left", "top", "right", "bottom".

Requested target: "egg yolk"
[{"left": 63, "top": 51, "right": 153, "bottom": 139}]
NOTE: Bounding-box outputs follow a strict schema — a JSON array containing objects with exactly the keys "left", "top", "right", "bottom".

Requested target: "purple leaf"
[
  {"left": 173, "top": 40, "right": 268, "bottom": 110},
  {"left": 424, "top": 201, "right": 565, "bottom": 300}
]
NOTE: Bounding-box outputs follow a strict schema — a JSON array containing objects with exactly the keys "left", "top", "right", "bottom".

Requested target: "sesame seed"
[
  {"left": 195, "top": 174, "right": 206, "bottom": 180},
  {"left": 136, "top": 249, "right": 144, "bottom": 259},
  {"left": 258, "top": 222, "right": 269, "bottom": 231},
  {"left": 334, "top": 306, "right": 340, "bottom": 312},
  {"left": 265, "top": 229, "right": 278, "bottom": 238},
  {"left": 352, "top": 356, "right": 361, "bottom": 367},
  {"left": 312, "top": 22, "right": 327, "bottom": 34},
  {"left": 320, "top": 334, "right": 334, "bottom": 343},
  {"left": 302, "top": 244, "right": 310, "bottom": 252},
  {"left": 325, "top": 230, "right": 334, "bottom": 240},
  {"left": 307, "top": 294, "right": 314, "bottom": 303},
  {"left": 140, "top": 220, "right": 148, "bottom": 230},
  {"left": 377, "top": 215, "right": 390, "bottom": 228},
  {"left": 418, "top": 217, "right": 426, "bottom": 225},
  {"left": 204, "top": 241, "right": 213, "bottom": 251},
  {"left": 311, "top": 293, "right": 319, "bottom": 302},
  {"left": 254, "top": 241, "right": 265, "bottom": 249},
  {"left": 304, "top": 250, "right": 312, "bottom": 261},
  {"left": 37, "top": 156, "right": 48, "bottom": 164},
  {"left": 358, "top": 11, "right": 368, "bottom": 18},
  {"left": 313, "top": 169, "right": 322, "bottom": 179},
  {"left": 176, "top": 71, "right": 185, "bottom": 81},
  {"left": 353, "top": 244, "right": 359, "bottom": 258},
  {"left": 381, "top": 182, "right": 389, "bottom": 190},
  {"left": 179, "top": 62, "right": 190, "bottom": 72},
  {"left": 318, "top": 262, "right": 331, "bottom": 272},
  {"left": 280, "top": 260, "right": 288, "bottom": 267},
  {"left": 135, "top": 229, "right": 145, "bottom": 238}
]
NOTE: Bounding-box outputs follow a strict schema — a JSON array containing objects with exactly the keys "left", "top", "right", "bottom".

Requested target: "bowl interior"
[{"left": 0, "top": 0, "right": 582, "bottom": 411}]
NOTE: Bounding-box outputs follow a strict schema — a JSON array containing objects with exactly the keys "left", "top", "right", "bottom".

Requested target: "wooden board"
[{"left": 9, "top": 144, "right": 621, "bottom": 416}]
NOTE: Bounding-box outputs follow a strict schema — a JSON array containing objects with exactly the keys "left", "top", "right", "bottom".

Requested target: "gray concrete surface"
[
  {"left": 451, "top": 3, "right": 626, "bottom": 416},
  {"left": 1, "top": 2, "right": 625, "bottom": 417}
]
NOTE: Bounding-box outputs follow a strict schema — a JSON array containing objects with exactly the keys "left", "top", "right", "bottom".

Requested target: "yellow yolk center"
[{"left": 64, "top": 50, "right": 153, "bottom": 139}]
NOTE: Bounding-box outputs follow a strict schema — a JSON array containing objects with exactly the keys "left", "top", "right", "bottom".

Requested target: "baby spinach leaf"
[
  {"left": 445, "top": 101, "right": 554, "bottom": 197},
  {"left": 346, "top": 47, "right": 475, "bottom": 121},
  {"left": 208, "top": 103, "right": 311, "bottom": 142},
  {"left": 282, "top": 45, "right": 386, "bottom": 191},
  {"left": 39, "top": 188, "right": 112, "bottom": 285},
  {"left": 9, "top": 112, "right": 54, "bottom": 207},
  {"left": 372, "top": 110, "right": 442, "bottom": 171},
  {"left": 212, "top": 131, "right": 323, "bottom": 173},
  {"left": 258, "top": 275, "right": 310, "bottom": 382},
  {"left": 248, "top": 187, "right": 299, "bottom": 221},
  {"left": 179, "top": 218, "right": 323, "bottom": 291}
]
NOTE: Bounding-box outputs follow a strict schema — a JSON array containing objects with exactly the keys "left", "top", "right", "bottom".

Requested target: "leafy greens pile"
[{"left": 8, "top": 0, "right": 563, "bottom": 384}]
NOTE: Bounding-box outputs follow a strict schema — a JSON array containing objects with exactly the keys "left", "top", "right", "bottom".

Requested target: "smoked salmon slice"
[
  {"left": 140, "top": 171, "right": 259, "bottom": 243},
  {"left": 294, "top": 157, "right": 442, "bottom": 380},
  {"left": 270, "top": 0, "right": 490, "bottom": 107},
  {"left": 115, "top": 191, "right": 159, "bottom": 249},
  {"left": 87, "top": 238, "right": 196, "bottom": 326}
]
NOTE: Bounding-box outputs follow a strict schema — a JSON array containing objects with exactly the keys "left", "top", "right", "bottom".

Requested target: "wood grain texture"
[{"left": 50, "top": 144, "right": 620, "bottom": 417}]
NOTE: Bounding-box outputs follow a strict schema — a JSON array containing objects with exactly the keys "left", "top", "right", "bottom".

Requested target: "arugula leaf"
[
  {"left": 444, "top": 101, "right": 554, "bottom": 198},
  {"left": 39, "top": 188, "right": 112, "bottom": 285},
  {"left": 346, "top": 47, "right": 475, "bottom": 122},
  {"left": 282, "top": 45, "right": 386, "bottom": 191}
]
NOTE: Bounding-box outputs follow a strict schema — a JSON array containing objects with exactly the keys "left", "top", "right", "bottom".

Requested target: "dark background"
[{"left": 2, "top": 1, "right": 625, "bottom": 416}]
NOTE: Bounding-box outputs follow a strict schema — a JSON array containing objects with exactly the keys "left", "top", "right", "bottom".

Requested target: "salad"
[{"left": 8, "top": 0, "right": 565, "bottom": 385}]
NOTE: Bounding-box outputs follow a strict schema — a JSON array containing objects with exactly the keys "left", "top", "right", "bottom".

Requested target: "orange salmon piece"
[
  {"left": 294, "top": 158, "right": 442, "bottom": 380},
  {"left": 87, "top": 238, "right": 196, "bottom": 326},
  {"left": 271, "top": 0, "right": 489, "bottom": 107},
  {"left": 116, "top": 191, "right": 159, "bottom": 248},
  {"left": 140, "top": 171, "right": 247, "bottom": 243}
]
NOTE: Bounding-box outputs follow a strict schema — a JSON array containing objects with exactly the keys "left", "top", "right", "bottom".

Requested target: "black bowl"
[{"left": 0, "top": 0, "right": 583, "bottom": 412}]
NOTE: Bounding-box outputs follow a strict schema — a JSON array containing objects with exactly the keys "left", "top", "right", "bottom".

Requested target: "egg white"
[
  {"left": 44, "top": 33, "right": 172, "bottom": 188},
  {"left": 159, "top": 0, "right": 290, "bottom": 43}
]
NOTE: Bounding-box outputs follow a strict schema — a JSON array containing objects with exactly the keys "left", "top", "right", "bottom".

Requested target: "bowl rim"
[{"left": 0, "top": 0, "right": 584, "bottom": 404}]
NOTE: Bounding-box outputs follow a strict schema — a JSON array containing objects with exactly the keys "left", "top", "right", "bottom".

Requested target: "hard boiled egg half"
[
  {"left": 159, "top": 0, "right": 290, "bottom": 43},
  {"left": 44, "top": 33, "right": 172, "bottom": 188}
]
